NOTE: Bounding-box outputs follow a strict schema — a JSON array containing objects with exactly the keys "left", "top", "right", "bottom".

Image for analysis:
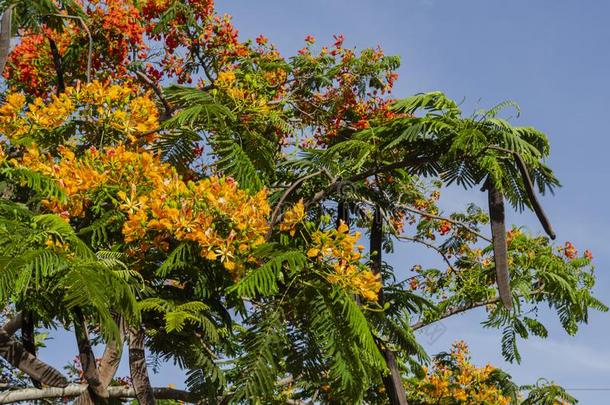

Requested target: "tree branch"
[
  {"left": 0, "top": 384, "right": 195, "bottom": 404},
  {"left": 371, "top": 206, "right": 409, "bottom": 405},
  {"left": 303, "top": 158, "right": 417, "bottom": 209},
  {"left": 269, "top": 170, "right": 323, "bottom": 229},
  {"left": 0, "top": 329, "right": 68, "bottom": 388},
  {"left": 21, "top": 311, "right": 40, "bottom": 388},
  {"left": 134, "top": 70, "right": 173, "bottom": 120},
  {"left": 410, "top": 297, "right": 501, "bottom": 331},
  {"left": 74, "top": 316, "right": 125, "bottom": 405},
  {"left": 73, "top": 308, "right": 108, "bottom": 399},
  {"left": 128, "top": 325, "right": 156, "bottom": 405},
  {"left": 399, "top": 204, "right": 492, "bottom": 243},
  {"left": 1, "top": 312, "right": 22, "bottom": 336},
  {"left": 398, "top": 236, "right": 458, "bottom": 275}
]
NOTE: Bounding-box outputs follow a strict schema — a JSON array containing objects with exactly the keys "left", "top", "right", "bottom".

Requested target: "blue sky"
[{"left": 41, "top": 1, "right": 610, "bottom": 402}]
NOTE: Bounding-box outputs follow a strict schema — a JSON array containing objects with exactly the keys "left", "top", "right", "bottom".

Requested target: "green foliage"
[
  {"left": 0, "top": 202, "right": 139, "bottom": 341},
  {"left": 230, "top": 247, "right": 306, "bottom": 297},
  {"left": 521, "top": 379, "right": 577, "bottom": 405}
]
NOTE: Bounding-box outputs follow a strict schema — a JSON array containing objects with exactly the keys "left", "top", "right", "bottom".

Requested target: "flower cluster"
[
  {"left": 5, "top": 1, "right": 147, "bottom": 94},
  {"left": 87, "top": 0, "right": 147, "bottom": 77},
  {"left": 408, "top": 341, "right": 511, "bottom": 404},
  {"left": 307, "top": 222, "right": 381, "bottom": 301},
  {"left": 3, "top": 27, "right": 74, "bottom": 95},
  {"left": 122, "top": 175, "right": 270, "bottom": 276},
  {"left": 291, "top": 38, "right": 400, "bottom": 143},
  {"left": 15, "top": 144, "right": 270, "bottom": 277},
  {"left": 0, "top": 81, "right": 159, "bottom": 144},
  {"left": 279, "top": 200, "right": 305, "bottom": 236}
]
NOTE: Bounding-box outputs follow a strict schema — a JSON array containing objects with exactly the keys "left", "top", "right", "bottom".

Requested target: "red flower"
[
  {"left": 563, "top": 241, "right": 577, "bottom": 259},
  {"left": 256, "top": 35, "right": 268, "bottom": 45},
  {"left": 333, "top": 34, "right": 345, "bottom": 48},
  {"left": 438, "top": 221, "right": 452, "bottom": 236}
]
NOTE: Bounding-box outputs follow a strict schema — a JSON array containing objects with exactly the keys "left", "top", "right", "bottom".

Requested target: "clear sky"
[{"left": 41, "top": 1, "right": 610, "bottom": 403}]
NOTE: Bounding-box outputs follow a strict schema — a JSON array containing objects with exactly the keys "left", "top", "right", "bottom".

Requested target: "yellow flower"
[
  {"left": 217, "top": 70, "right": 237, "bottom": 87},
  {"left": 0, "top": 81, "right": 160, "bottom": 144},
  {"left": 307, "top": 222, "right": 381, "bottom": 301},
  {"left": 279, "top": 199, "right": 305, "bottom": 236}
]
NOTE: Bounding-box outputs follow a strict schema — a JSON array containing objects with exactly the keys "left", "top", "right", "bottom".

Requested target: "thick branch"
[
  {"left": 371, "top": 205, "right": 409, "bottom": 405},
  {"left": 0, "top": 384, "right": 195, "bottom": 404},
  {"left": 73, "top": 309, "right": 108, "bottom": 399},
  {"left": 129, "top": 326, "right": 156, "bottom": 405},
  {"left": 2, "top": 312, "right": 22, "bottom": 336},
  {"left": 0, "top": 329, "right": 68, "bottom": 387},
  {"left": 21, "top": 311, "right": 40, "bottom": 388},
  {"left": 74, "top": 317, "right": 125, "bottom": 405}
]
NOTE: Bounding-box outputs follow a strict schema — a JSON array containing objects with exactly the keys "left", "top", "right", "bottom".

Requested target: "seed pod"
[{"left": 487, "top": 181, "right": 513, "bottom": 309}]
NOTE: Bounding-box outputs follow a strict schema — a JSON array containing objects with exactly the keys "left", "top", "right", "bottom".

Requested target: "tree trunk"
[
  {"left": 21, "top": 311, "right": 41, "bottom": 388},
  {"left": 487, "top": 182, "right": 513, "bottom": 309},
  {"left": 128, "top": 326, "right": 156, "bottom": 405},
  {"left": 371, "top": 205, "right": 409, "bottom": 405},
  {"left": 73, "top": 308, "right": 109, "bottom": 401},
  {"left": 74, "top": 317, "right": 125, "bottom": 405}
]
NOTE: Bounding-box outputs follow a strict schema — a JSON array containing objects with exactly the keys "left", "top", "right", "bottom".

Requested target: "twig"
[
  {"left": 398, "top": 236, "right": 458, "bottom": 274},
  {"left": 269, "top": 170, "right": 323, "bottom": 228},
  {"left": 399, "top": 204, "right": 491, "bottom": 243},
  {"left": 411, "top": 297, "right": 501, "bottom": 331},
  {"left": 134, "top": 70, "right": 173, "bottom": 120}
]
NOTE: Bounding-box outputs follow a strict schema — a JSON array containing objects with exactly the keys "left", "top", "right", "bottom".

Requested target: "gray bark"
[
  {"left": 0, "top": 384, "right": 194, "bottom": 404},
  {"left": 128, "top": 326, "right": 156, "bottom": 405},
  {"left": 371, "top": 205, "right": 409, "bottom": 405}
]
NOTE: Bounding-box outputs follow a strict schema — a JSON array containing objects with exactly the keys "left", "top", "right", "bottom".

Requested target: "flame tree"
[{"left": 0, "top": 0, "right": 602, "bottom": 404}]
